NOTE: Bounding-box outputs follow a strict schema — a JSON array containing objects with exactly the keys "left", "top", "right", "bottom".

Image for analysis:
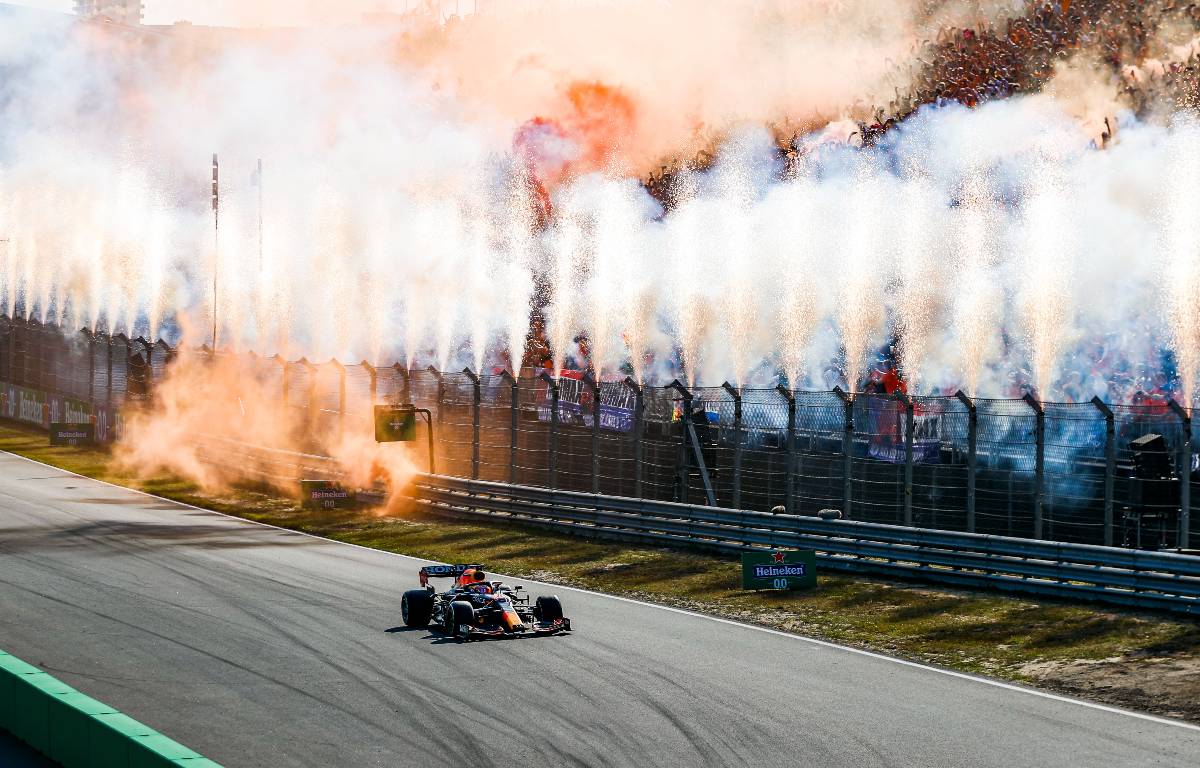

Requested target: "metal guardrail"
[
  {"left": 408, "top": 475, "right": 1200, "bottom": 615},
  {"left": 185, "top": 436, "right": 1200, "bottom": 614}
]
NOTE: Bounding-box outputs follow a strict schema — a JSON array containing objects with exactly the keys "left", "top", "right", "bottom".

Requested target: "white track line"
[{"left": 6, "top": 449, "right": 1200, "bottom": 734}]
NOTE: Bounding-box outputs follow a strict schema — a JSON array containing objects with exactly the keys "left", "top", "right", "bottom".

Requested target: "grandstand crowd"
[{"left": 588, "top": 2, "right": 1200, "bottom": 405}]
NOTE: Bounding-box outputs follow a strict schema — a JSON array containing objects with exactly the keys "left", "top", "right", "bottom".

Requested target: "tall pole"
[
  {"left": 256, "top": 158, "right": 264, "bottom": 274},
  {"left": 211, "top": 153, "right": 219, "bottom": 350}
]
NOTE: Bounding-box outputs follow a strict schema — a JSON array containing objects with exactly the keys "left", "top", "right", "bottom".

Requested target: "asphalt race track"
[{"left": 2, "top": 451, "right": 1199, "bottom": 767}]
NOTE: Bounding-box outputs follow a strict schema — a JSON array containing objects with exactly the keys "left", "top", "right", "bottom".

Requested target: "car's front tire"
[
  {"left": 534, "top": 595, "right": 563, "bottom": 622},
  {"left": 448, "top": 600, "right": 475, "bottom": 642},
  {"left": 401, "top": 589, "right": 433, "bottom": 628}
]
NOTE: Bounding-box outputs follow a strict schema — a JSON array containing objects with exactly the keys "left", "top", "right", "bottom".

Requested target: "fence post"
[
  {"left": 776, "top": 385, "right": 796, "bottom": 514},
  {"left": 538, "top": 371, "right": 559, "bottom": 490},
  {"left": 1091, "top": 396, "right": 1115, "bottom": 547},
  {"left": 1169, "top": 399, "right": 1191, "bottom": 550},
  {"left": 722, "top": 382, "right": 743, "bottom": 509},
  {"left": 667, "top": 379, "right": 693, "bottom": 504},
  {"left": 273, "top": 355, "right": 286, "bottom": 406},
  {"left": 955, "top": 391, "right": 977, "bottom": 533},
  {"left": 834, "top": 387, "right": 854, "bottom": 519},
  {"left": 426, "top": 367, "right": 444, "bottom": 471},
  {"left": 1023, "top": 393, "right": 1045, "bottom": 540},
  {"left": 330, "top": 360, "right": 346, "bottom": 444},
  {"left": 135, "top": 338, "right": 151, "bottom": 399},
  {"left": 301, "top": 358, "right": 318, "bottom": 438},
  {"left": 463, "top": 368, "right": 481, "bottom": 480},
  {"left": 427, "top": 366, "right": 444, "bottom": 425},
  {"left": 105, "top": 333, "right": 113, "bottom": 411},
  {"left": 362, "top": 362, "right": 377, "bottom": 405},
  {"left": 86, "top": 330, "right": 96, "bottom": 403},
  {"left": 583, "top": 372, "right": 601, "bottom": 494},
  {"left": 897, "top": 391, "right": 914, "bottom": 527},
  {"left": 500, "top": 370, "right": 518, "bottom": 486},
  {"left": 395, "top": 363, "right": 410, "bottom": 404},
  {"left": 624, "top": 376, "right": 644, "bottom": 498}
]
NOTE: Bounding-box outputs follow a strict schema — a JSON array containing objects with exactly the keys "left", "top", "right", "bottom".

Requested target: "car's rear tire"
[
  {"left": 448, "top": 600, "right": 475, "bottom": 642},
  {"left": 402, "top": 589, "right": 433, "bottom": 628},
  {"left": 534, "top": 595, "right": 563, "bottom": 622}
]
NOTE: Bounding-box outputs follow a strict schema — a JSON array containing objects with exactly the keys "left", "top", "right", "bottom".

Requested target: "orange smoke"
[
  {"left": 513, "top": 80, "right": 637, "bottom": 192},
  {"left": 561, "top": 80, "right": 638, "bottom": 174},
  {"left": 114, "top": 347, "right": 417, "bottom": 505}
]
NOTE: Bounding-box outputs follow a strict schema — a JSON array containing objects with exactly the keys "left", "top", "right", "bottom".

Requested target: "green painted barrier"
[{"left": 0, "top": 649, "right": 221, "bottom": 767}]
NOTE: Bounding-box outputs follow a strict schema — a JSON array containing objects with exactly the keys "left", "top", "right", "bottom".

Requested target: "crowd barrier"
[{"left": 2, "top": 313, "right": 1196, "bottom": 551}]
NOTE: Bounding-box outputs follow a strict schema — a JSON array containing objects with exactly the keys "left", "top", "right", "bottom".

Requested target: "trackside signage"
[
  {"left": 0, "top": 381, "right": 121, "bottom": 442},
  {"left": 741, "top": 550, "right": 817, "bottom": 591},
  {"left": 374, "top": 405, "right": 416, "bottom": 442},
  {"left": 50, "top": 422, "right": 95, "bottom": 446},
  {"left": 300, "top": 479, "right": 357, "bottom": 509}
]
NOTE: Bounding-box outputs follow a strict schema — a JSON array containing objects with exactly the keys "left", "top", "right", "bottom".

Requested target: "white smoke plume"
[{"left": 1, "top": 1, "right": 1199, "bottom": 413}]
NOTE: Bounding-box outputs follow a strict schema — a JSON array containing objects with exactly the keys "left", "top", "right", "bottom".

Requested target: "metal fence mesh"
[{"left": 0, "top": 314, "right": 1194, "bottom": 550}]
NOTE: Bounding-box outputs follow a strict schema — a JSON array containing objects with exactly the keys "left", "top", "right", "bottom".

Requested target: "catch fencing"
[{"left": 0, "top": 313, "right": 1195, "bottom": 552}]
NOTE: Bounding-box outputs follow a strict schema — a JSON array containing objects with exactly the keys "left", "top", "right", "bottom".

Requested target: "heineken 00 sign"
[
  {"left": 300, "top": 480, "right": 356, "bottom": 510},
  {"left": 50, "top": 423, "right": 95, "bottom": 447},
  {"left": 741, "top": 550, "right": 817, "bottom": 591},
  {"left": 374, "top": 405, "right": 416, "bottom": 442}
]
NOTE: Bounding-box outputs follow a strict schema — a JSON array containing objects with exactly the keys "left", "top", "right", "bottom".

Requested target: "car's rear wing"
[{"left": 419, "top": 564, "right": 483, "bottom": 587}]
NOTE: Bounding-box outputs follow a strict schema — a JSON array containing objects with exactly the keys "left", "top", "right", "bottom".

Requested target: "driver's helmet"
[{"left": 456, "top": 568, "right": 489, "bottom": 591}]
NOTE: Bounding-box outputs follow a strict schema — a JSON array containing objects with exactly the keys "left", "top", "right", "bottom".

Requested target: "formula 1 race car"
[{"left": 400, "top": 564, "right": 572, "bottom": 642}]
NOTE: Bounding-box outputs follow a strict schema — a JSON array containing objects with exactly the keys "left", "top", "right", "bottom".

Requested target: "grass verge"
[{"left": 2, "top": 420, "right": 1199, "bottom": 722}]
